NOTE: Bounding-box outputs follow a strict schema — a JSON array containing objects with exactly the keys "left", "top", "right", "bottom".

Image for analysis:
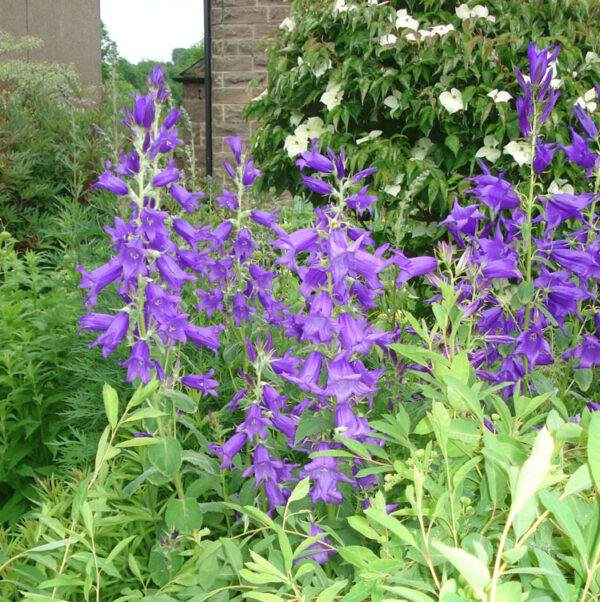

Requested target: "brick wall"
[{"left": 209, "top": 0, "right": 289, "bottom": 175}]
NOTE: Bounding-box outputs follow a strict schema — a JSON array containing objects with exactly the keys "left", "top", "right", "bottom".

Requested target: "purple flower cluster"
[
  {"left": 431, "top": 43, "right": 600, "bottom": 401},
  {"left": 78, "top": 67, "right": 220, "bottom": 391},
  {"left": 209, "top": 140, "right": 437, "bottom": 531}
]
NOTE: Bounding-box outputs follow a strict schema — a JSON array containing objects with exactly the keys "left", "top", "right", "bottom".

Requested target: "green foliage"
[
  {"left": 245, "top": 0, "right": 600, "bottom": 253},
  {"left": 101, "top": 21, "right": 204, "bottom": 107}
]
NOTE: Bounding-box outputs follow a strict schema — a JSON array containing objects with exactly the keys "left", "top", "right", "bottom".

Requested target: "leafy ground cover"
[{"left": 1, "top": 4, "right": 600, "bottom": 601}]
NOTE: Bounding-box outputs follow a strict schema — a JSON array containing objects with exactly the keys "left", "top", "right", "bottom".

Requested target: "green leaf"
[
  {"left": 533, "top": 548, "right": 571, "bottom": 602},
  {"left": 116, "top": 436, "right": 161, "bottom": 448},
  {"left": 347, "top": 516, "right": 386, "bottom": 542},
  {"left": 165, "top": 497, "right": 204, "bottom": 532},
  {"left": 165, "top": 389, "right": 197, "bottom": 413},
  {"left": 509, "top": 427, "right": 554, "bottom": 520},
  {"left": 238, "top": 568, "right": 283, "bottom": 585},
  {"left": 445, "top": 134, "right": 460, "bottom": 157},
  {"left": 588, "top": 411, "right": 600, "bottom": 490},
  {"left": 101, "top": 535, "right": 136, "bottom": 577},
  {"left": 287, "top": 477, "right": 310, "bottom": 504},
  {"left": 538, "top": 490, "right": 587, "bottom": 560},
  {"left": 123, "top": 408, "right": 167, "bottom": 423},
  {"left": 221, "top": 537, "right": 243, "bottom": 572},
  {"left": 316, "top": 580, "right": 348, "bottom": 602},
  {"left": 27, "top": 538, "right": 77, "bottom": 553},
  {"left": 244, "top": 593, "right": 287, "bottom": 602},
  {"left": 38, "top": 574, "right": 82, "bottom": 588},
  {"left": 95, "top": 424, "right": 111, "bottom": 474},
  {"left": 148, "top": 436, "right": 182, "bottom": 478},
  {"left": 364, "top": 507, "right": 416, "bottom": 547},
  {"left": 102, "top": 383, "right": 119, "bottom": 429},
  {"left": 295, "top": 411, "right": 334, "bottom": 444},
  {"left": 564, "top": 464, "right": 593, "bottom": 497},
  {"left": 431, "top": 401, "right": 450, "bottom": 455},
  {"left": 380, "top": 586, "right": 435, "bottom": 602},
  {"left": 432, "top": 541, "right": 490, "bottom": 594},
  {"left": 574, "top": 368, "right": 593, "bottom": 392},
  {"left": 127, "top": 378, "right": 159, "bottom": 410},
  {"left": 493, "top": 581, "right": 522, "bottom": 602}
]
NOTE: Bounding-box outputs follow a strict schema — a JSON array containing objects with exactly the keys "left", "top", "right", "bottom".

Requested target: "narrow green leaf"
[
  {"left": 364, "top": 508, "right": 416, "bottom": 547},
  {"left": 564, "top": 463, "right": 592, "bottom": 497},
  {"left": 102, "top": 383, "right": 119, "bottom": 429},
  {"left": 123, "top": 408, "right": 167, "bottom": 423},
  {"left": 433, "top": 541, "right": 490, "bottom": 594},
  {"left": 101, "top": 535, "right": 135, "bottom": 577},
  {"left": 380, "top": 585, "right": 435, "bottom": 602},
  {"left": 533, "top": 548, "right": 571, "bottom": 602},
  {"left": 126, "top": 377, "right": 159, "bottom": 410},
  {"left": 27, "top": 538, "right": 76, "bottom": 553},
  {"left": 588, "top": 411, "right": 600, "bottom": 490},
  {"left": 538, "top": 490, "right": 587, "bottom": 560},
  {"left": 287, "top": 477, "right": 310, "bottom": 505},
  {"left": 510, "top": 427, "right": 554, "bottom": 520},
  {"left": 221, "top": 537, "right": 243, "bottom": 572},
  {"left": 116, "top": 436, "right": 160, "bottom": 448},
  {"left": 316, "top": 580, "right": 348, "bottom": 602},
  {"left": 244, "top": 592, "right": 287, "bottom": 601},
  {"left": 165, "top": 389, "right": 197, "bottom": 413},
  {"left": 94, "top": 424, "right": 110, "bottom": 474},
  {"left": 238, "top": 568, "right": 284, "bottom": 585}
]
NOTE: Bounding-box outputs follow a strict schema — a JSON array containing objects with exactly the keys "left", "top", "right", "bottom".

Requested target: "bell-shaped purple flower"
[
  {"left": 297, "top": 138, "right": 334, "bottom": 174},
  {"left": 465, "top": 162, "right": 521, "bottom": 217},
  {"left": 182, "top": 369, "right": 219, "bottom": 396},
  {"left": 170, "top": 183, "right": 203, "bottom": 213},
  {"left": 573, "top": 104, "right": 599, "bottom": 139},
  {"left": 89, "top": 311, "right": 129, "bottom": 358},
  {"left": 301, "top": 175, "right": 334, "bottom": 196},
  {"left": 514, "top": 325, "right": 553, "bottom": 368},
  {"left": 562, "top": 127, "right": 597, "bottom": 168},
  {"left": 299, "top": 442, "right": 354, "bottom": 505},
  {"left": 119, "top": 339, "right": 154, "bottom": 383},
  {"left": 91, "top": 161, "right": 129, "bottom": 196}
]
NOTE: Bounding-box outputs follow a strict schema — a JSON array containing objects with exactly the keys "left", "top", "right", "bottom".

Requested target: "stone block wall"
[
  {"left": 0, "top": 0, "right": 102, "bottom": 89},
  {"left": 209, "top": 0, "right": 289, "bottom": 175}
]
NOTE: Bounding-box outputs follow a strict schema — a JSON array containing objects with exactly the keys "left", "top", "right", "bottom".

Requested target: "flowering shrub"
[{"left": 245, "top": 0, "right": 600, "bottom": 256}]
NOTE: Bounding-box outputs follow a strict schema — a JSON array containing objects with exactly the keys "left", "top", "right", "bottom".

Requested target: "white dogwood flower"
[
  {"left": 439, "top": 88, "right": 464, "bottom": 114},
  {"left": 475, "top": 134, "right": 501, "bottom": 163},
  {"left": 320, "top": 79, "right": 344, "bottom": 111},
  {"left": 504, "top": 140, "right": 531, "bottom": 166},
  {"left": 396, "top": 9, "right": 419, "bottom": 30},
  {"left": 575, "top": 88, "right": 597, "bottom": 113},
  {"left": 279, "top": 17, "right": 296, "bottom": 32},
  {"left": 455, "top": 3, "right": 496, "bottom": 23},
  {"left": 380, "top": 33, "right": 398, "bottom": 45},
  {"left": 487, "top": 89, "right": 512, "bottom": 104}
]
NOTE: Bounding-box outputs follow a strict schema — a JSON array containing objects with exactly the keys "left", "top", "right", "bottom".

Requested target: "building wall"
[
  {"left": 0, "top": 0, "right": 102, "bottom": 89},
  {"left": 209, "top": 0, "right": 289, "bottom": 175}
]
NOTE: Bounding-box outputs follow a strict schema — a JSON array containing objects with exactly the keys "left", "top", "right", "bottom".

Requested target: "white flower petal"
[
  {"left": 380, "top": 33, "right": 398, "bottom": 45},
  {"left": 504, "top": 141, "right": 532, "bottom": 167},
  {"left": 455, "top": 4, "right": 471, "bottom": 19},
  {"left": 439, "top": 88, "right": 464, "bottom": 114}
]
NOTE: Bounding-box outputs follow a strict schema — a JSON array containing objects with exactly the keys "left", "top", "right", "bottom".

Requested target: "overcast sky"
[{"left": 101, "top": 0, "right": 204, "bottom": 64}]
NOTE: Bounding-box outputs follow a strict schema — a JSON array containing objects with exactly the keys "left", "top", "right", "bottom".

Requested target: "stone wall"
[
  {"left": 0, "top": 0, "right": 102, "bottom": 89},
  {"left": 209, "top": 0, "right": 289, "bottom": 175}
]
